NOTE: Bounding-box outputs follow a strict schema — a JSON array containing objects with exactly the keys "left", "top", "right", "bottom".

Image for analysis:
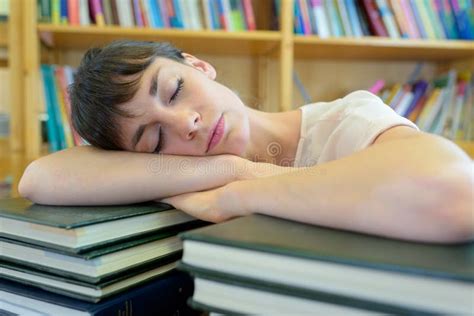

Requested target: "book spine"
[
  {"left": 325, "top": 0, "right": 344, "bottom": 36},
  {"left": 413, "top": 0, "right": 437, "bottom": 38},
  {"left": 298, "top": 0, "right": 312, "bottom": 35},
  {"left": 101, "top": 0, "right": 113, "bottom": 25},
  {"left": 450, "top": 0, "right": 474, "bottom": 40},
  {"left": 376, "top": 0, "right": 400, "bottom": 38},
  {"left": 67, "top": 0, "right": 80, "bottom": 25},
  {"left": 52, "top": 0, "right": 61, "bottom": 24},
  {"left": 90, "top": 0, "right": 105, "bottom": 26},
  {"left": 242, "top": 0, "right": 256, "bottom": 30},
  {"left": 363, "top": 0, "right": 388, "bottom": 36},
  {"left": 390, "top": 0, "right": 410, "bottom": 38},
  {"left": 54, "top": 67, "right": 74, "bottom": 148},
  {"left": 345, "top": 0, "right": 363, "bottom": 37},
  {"left": 423, "top": 0, "right": 446, "bottom": 38},
  {"left": 336, "top": 0, "right": 353, "bottom": 36},
  {"left": 60, "top": 0, "right": 69, "bottom": 24},
  {"left": 399, "top": 0, "right": 421, "bottom": 38},
  {"left": 40, "top": 65, "right": 60, "bottom": 152},
  {"left": 408, "top": 0, "right": 427, "bottom": 38},
  {"left": 403, "top": 80, "right": 429, "bottom": 118}
]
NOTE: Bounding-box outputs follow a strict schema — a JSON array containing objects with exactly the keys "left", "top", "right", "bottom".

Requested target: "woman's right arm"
[{"left": 18, "top": 145, "right": 247, "bottom": 205}]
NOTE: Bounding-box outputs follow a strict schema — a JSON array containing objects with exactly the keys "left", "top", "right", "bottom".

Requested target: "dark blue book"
[{"left": 0, "top": 271, "right": 199, "bottom": 316}]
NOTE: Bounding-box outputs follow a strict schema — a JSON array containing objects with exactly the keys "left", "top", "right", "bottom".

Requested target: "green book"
[
  {"left": 1, "top": 258, "right": 179, "bottom": 302},
  {"left": 0, "top": 198, "right": 196, "bottom": 253},
  {"left": 0, "top": 221, "right": 210, "bottom": 285},
  {"left": 180, "top": 214, "right": 474, "bottom": 315}
]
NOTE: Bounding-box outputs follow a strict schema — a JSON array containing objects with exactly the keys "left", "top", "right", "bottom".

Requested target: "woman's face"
[{"left": 118, "top": 54, "right": 250, "bottom": 157}]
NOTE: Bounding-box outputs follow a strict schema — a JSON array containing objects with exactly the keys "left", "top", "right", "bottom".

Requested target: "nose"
[{"left": 176, "top": 110, "right": 201, "bottom": 141}]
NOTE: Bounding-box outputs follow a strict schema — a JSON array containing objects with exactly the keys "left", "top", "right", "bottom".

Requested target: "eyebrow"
[
  {"left": 149, "top": 69, "right": 159, "bottom": 96},
  {"left": 132, "top": 69, "right": 160, "bottom": 149}
]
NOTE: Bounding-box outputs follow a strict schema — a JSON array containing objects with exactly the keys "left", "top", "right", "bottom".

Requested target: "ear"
[{"left": 182, "top": 53, "right": 217, "bottom": 80}]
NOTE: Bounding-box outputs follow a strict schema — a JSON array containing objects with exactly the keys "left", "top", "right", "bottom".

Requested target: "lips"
[{"left": 206, "top": 114, "right": 225, "bottom": 153}]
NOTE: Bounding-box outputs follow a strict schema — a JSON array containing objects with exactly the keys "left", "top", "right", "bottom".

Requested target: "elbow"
[
  {"left": 432, "top": 163, "right": 474, "bottom": 243},
  {"left": 18, "top": 160, "right": 40, "bottom": 202}
]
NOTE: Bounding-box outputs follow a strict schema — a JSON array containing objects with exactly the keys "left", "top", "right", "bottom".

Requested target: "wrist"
[{"left": 221, "top": 180, "right": 254, "bottom": 218}]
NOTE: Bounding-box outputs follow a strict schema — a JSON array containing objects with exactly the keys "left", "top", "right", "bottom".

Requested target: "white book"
[
  {"left": 79, "top": 0, "right": 91, "bottom": 26},
  {"left": 189, "top": 0, "right": 203, "bottom": 30},
  {"left": 116, "top": 0, "right": 134, "bottom": 27},
  {"left": 310, "top": 0, "right": 330, "bottom": 38}
]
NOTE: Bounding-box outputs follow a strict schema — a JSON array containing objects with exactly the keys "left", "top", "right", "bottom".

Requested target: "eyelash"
[
  {"left": 154, "top": 78, "right": 183, "bottom": 153},
  {"left": 170, "top": 78, "right": 184, "bottom": 103},
  {"left": 154, "top": 127, "right": 164, "bottom": 153}
]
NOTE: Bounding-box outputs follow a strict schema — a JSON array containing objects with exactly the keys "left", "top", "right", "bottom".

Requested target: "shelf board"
[
  {"left": 0, "top": 23, "right": 7, "bottom": 48},
  {"left": 294, "top": 36, "right": 474, "bottom": 61},
  {"left": 37, "top": 25, "right": 281, "bottom": 56}
]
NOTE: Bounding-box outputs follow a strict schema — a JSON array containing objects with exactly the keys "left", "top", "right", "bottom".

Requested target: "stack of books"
[
  {"left": 179, "top": 214, "right": 474, "bottom": 314},
  {"left": 0, "top": 198, "right": 206, "bottom": 315}
]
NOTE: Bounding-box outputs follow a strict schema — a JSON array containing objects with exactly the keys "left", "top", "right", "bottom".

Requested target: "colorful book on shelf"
[
  {"left": 399, "top": 0, "right": 421, "bottom": 38},
  {"left": 409, "top": 0, "right": 427, "bottom": 38},
  {"left": 416, "top": 87, "right": 444, "bottom": 130},
  {"left": 414, "top": 0, "right": 438, "bottom": 39},
  {"left": 242, "top": 0, "right": 256, "bottom": 31},
  {"left": 179, "top": 214, "right": 474, "bottom": 315},
  {"left": 0, "top": 272, "right": 198, "bottom": 316},
  {"left": 67, "top": 0, "right": 79, "bottom": 25},
  {"left": 308, "top": 0, "right": 329, "bottom": 37},
  {"left": 390, "top": 0, "right": 410, "bottom": 38},
  {"left": 450, "top": 0, "right": 474, "bottom": 40},
  {"left": 363, "top": 0, "right": 388, "bottom": 37},
  {"left": 345, "top": 0, "right": 364, "bottom": 37},
  {"left": 51, "top": 0, "right": 61, "bottom": 24},
  {"left": 430, "top": 69, "right": 457, "bottom": 134},
  {"left": 79, "top": 0, "right": 91, "bottom": 25},
  {"left": 423, "top": 0, "right": 446, "bottom": 39},
  {"left": 401, "top": 80, "right": 429, "bottom": 118},
  {"left": 436, "top": 0, "right": 459, "bottom": 39},
  {"left": 53, "top": 66, "right": 74, "bottom": 148},
  {"left": 229, "top": 0, "right": 245, "bottom": 31},
  {"left": 325, "top": 0, "right": 344, "bottom": 37},
  {"left": 60, "top": 0, "right": 68, "bottom": 24},
  {"left": 336, "top": 0, "right": 353, "bottom": 36},
  {"left": 376, "top": 0, "right": 400, "bottom": 38}
]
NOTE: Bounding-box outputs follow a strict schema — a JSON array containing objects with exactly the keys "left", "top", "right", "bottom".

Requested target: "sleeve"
[{"left": 318, "top": 90, "right": 419, "bottom": 163}]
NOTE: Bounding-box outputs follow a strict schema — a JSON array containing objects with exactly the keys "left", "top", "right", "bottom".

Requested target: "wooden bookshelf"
[
  {"left": 15, "top": 0, "right": 474, "bottom": 163},
  {"left": 294, "top": 36, "right": 474, "bottom": 60},
  {"left": 37, "top": 24, "right": 282, "bottom": 56},
  {"left": 0, "top": 23, "right": 7, "bottom": 48}
]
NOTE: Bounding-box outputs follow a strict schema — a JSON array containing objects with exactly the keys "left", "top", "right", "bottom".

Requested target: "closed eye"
[
  {"left": 170, "top": 78, "right": 184, "bottom": 103},
  {"left": 154, "top": 127, "right": 164, "bottom": 153}
]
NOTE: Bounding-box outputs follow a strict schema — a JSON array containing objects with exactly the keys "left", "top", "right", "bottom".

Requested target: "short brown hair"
[{"left": 69, "top": 40, "right": 184, "bottom": 150}]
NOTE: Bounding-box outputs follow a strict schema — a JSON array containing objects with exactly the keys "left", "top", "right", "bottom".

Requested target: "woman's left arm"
[{"left": 163, "top": 127, "right": 473, "bottom": 243}]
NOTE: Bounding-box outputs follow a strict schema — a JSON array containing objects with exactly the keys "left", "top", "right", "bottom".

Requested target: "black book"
[
  {"left": 0, "top": 272, "right": 199, "bottom": 315},
  {"left": 180, "top": 214, "right": 474, "bottom": 314}
]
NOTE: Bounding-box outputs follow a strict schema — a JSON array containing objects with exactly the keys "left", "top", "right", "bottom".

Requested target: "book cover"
[
  {"left": 0, "top": 272, "right": 198, "bottom": 316},
  {"left": 180, "top": 214, "right": 474, "bottom": 314},
  {"left": 1, "top": 259, "right": 179, "bottom": 302},
  {"left": 183, "top": 264, "right": 438, "bottom": 315},
  {"left": 40, "top": 65, "right": 60, "bottom": 153},
  {"left": 0, "top": 198, "right": 196, "bottom": 252}
]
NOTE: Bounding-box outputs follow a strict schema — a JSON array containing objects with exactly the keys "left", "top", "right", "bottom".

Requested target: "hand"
[{"left": 160, "top": 182, "right": 246, "bottom": 223}]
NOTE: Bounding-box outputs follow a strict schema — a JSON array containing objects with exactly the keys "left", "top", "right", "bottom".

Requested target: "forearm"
[
  {"left": 231, "top": 135, "right": 473, "bottom": 243},
  {"left": 19, "top": 146, "right": 242, "bottom": 205}
]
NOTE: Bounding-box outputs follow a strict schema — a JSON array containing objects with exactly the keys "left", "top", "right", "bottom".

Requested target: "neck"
[{"left": 243, "top": 107, "right": 301, "bottom": 166}]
